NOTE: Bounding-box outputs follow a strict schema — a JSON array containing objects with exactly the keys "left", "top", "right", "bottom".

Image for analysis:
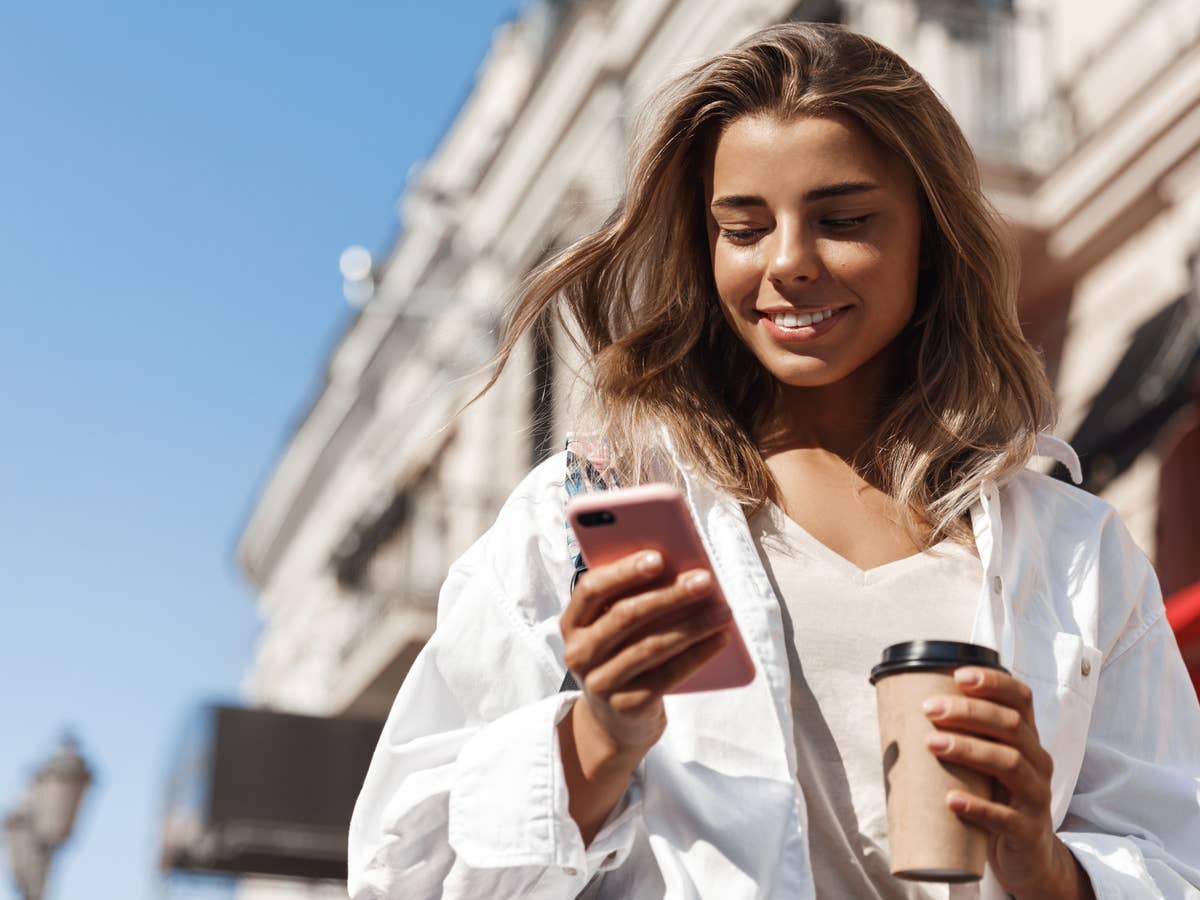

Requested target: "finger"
[
  {"left": 953, "top": 668, "right": 1038, "bottom": 730},
  {"left": 582, "top": 569, "right": 718, "bottom": 661},
  {"left": 562, "top": 550, "right": 664, "bottom": 632},
  {"left": 584, "top": 610, "right": 732, "bottom": 695},
  {"left": 923, "top": 695, "right": 1050, "bottom": 777},
  {"left": 926, "top": 732, "right": 1050, "bottom": 810},
  {"left": 944, "top": 790, "right": 1044, "bottom": 847},
  {"left": 606, "top": 630, "right": 731, "bottom": 714}
]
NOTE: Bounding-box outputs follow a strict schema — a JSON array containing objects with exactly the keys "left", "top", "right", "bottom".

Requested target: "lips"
[{"left": 758, "top": 305, "right": 852, "bottom": 342}]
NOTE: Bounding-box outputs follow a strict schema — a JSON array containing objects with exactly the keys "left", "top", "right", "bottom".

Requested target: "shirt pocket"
[{"left": 1009, "top": 620, "right": 1104, "bottom": 824}]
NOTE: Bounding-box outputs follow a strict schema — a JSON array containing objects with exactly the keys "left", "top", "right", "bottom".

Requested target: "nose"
[{"left": 766, "top": 219, "right": 821, "bottom": 287}]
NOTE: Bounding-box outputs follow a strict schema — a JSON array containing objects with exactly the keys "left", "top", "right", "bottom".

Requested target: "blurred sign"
[{"left": 160, "top": 705, "right": 382, "bottom": 881}]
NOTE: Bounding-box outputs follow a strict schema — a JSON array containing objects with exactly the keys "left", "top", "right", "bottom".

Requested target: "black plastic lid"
[{"left": 869, "top": 640, "right": 1007, "bottom": 685}]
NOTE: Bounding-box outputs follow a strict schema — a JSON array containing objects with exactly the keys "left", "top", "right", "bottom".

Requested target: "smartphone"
[{"left": 565, "top": 483, "right": 756, "bottom": 693}]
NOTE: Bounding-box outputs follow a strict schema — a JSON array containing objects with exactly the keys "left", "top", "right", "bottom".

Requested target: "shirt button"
[
  {"left": 992, "top": 575, "right": 1003, "bottom": 594},
  {"left": 564, "top": 867, "right": 578, "bottom": 876},
  {"left": 1081, "top": 658, "right": 1092, "bottom": 677}
]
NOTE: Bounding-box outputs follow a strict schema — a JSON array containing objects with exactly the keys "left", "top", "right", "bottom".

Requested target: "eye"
[
  {"left": 820, "top": 214, "right": 872, "bottom": 231},
  {"left": 718, "top": 227, "right": 766, "bottom": 244}
]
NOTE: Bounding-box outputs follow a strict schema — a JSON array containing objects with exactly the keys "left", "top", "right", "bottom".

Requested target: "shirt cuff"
[
  {"left": 448, "top": 691, "right": 643, "bottom": 880},
  {"left": 1059, "top": 832, "right": 1165, "bottom": 899}
]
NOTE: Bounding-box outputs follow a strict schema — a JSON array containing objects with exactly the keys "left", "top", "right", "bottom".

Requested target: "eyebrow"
[{"left": 710, "top": 181, "right": 881, "bottom": 210}]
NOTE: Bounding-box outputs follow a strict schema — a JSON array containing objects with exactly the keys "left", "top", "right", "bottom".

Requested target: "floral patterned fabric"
[{"left": 561, "top": 434, "right": 619, "bottom": 692}]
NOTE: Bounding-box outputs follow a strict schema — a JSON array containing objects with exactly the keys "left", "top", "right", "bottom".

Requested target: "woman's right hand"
[{"left": 559, "top": 549, "right": 733, "bottom": 764}]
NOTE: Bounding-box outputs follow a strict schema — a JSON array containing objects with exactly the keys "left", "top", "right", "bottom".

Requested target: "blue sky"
[{"left": 0, "top": 3, "right": 520, "bottom": 898}]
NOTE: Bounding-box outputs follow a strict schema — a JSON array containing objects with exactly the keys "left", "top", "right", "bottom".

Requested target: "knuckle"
[
  {"left": 562, "top": 638, "right": 586, "bottom": 671},
  {"left": 998, "top": 748, "right": 1023, "bottom": 775},
  {"left": 644, "top": 632, "right": 677, "bottom": 658},
  {"left": 608, "top": 692, "right": 635, "bottom": 714},
  {"left": 998, "top": 708, "right": 1023, "bottom": 735},
  {"left": 573, "top": 572, "right": 597, "bottom": 602},
  {"left": 611, "top": 690, "right": 656, "bottom": 716},
  {"left": 608, "top": 601, "right": 636, "bottom": 631},
  {"left": 583, "top": 670, "right": 610, "bottom": 696},
  {"left": 1017, "top": 682, "right": 1034, "bottom": 706}
]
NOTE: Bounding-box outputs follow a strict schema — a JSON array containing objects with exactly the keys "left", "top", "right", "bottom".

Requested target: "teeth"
[{"left": 771, "top": 308, "right": 838, "bottom": 327}]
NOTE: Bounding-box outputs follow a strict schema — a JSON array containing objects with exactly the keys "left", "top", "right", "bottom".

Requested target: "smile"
[{"left": 758, "top": 306, "right": 852, "bottom": 341}]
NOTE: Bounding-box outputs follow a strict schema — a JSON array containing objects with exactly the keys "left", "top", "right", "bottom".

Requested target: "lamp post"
[{"left": 3, "top": 735, "right": 92, "bottom": 900}]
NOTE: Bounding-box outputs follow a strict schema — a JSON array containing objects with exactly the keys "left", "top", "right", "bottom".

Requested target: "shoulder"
[
  {"left": 499, "top": 451, "right": 570, "bottom": 514},
  {"left": 1004, "top": 469, "right": 1162, "bottom": 655},
  {"left": 1004, "top": 467, "right": 1152, "bottom": 570},
  {"left": 438, "top": 453, "right": 571, "bottom": 606},
  {"left": 483, "top": 452, "right": 572, "bottom": 572},
  {"left": 1003, "top": 468, "right": 1119, "bottom": 538}
]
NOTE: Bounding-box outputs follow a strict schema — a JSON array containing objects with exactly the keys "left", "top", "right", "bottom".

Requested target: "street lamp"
[{"left": 3, "top": 735, "right": 93, "bottom": 900}]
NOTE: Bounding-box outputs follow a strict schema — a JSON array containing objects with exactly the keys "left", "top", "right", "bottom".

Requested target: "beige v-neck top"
[{"left": 748, "top": 501, "right": 982, "bottom": 900}]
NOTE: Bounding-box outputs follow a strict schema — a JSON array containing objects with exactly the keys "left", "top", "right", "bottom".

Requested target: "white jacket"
[{"left": 348, "top": 436, "right": 1200, "bottom": 899}]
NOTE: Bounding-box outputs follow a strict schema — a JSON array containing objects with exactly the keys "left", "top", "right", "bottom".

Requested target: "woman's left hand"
[{"left": 922, "top": 666, "right": 1096, "bottom": 900}]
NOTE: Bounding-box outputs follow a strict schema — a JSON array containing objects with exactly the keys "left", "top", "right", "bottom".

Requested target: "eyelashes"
[{"left": 718, "top": 215, "right": 873, "bottom": 244}]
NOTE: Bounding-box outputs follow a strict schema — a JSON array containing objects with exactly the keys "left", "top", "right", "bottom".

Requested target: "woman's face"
[{"left": 704, "top": 112, "right": 925, "bottom": 389}]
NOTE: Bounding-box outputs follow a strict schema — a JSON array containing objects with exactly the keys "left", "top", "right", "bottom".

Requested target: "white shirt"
[
  {"left": 347, "top": 433, "right": 1200, "bottom": 899},
  {"left": 749, "top": 500, "right": 981, "bottom": 899}
]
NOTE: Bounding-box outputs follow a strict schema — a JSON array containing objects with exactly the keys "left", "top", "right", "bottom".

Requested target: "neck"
[{"left": 756, "top": 343, "right": 901, "bottom": 463}]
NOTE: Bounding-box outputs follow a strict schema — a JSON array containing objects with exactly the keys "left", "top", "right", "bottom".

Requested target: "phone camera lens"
[{"left": 579, "top": 511, "right": 615, "bottom": 527}]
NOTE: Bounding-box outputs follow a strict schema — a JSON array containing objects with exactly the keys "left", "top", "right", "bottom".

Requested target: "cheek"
[
  {"left": 820, "top": 239, "right": 883, "bottom": 278},
  {"left": 711, "top": 246, "right": 761, "bottom": 310},
  {"left": 826, "top": 238, "right": 918, "bottom": 307}
]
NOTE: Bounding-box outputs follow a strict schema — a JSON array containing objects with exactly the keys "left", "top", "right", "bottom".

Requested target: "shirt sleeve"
[
  {"left": 347, "top": 456, "right": 644, "bottom": 899},
  {"left": 1056, "top": 517, "right": 1200, "bottom": 898}
]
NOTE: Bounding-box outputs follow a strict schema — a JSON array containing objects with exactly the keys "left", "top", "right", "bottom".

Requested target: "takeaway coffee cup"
[{"left": 869, "top": 641, "right": 1008, "bottom": 883}]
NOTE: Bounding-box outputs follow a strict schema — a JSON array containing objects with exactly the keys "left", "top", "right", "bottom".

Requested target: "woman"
[{"left": 348, "top": 23, "right": 1200, "bottom": 899}]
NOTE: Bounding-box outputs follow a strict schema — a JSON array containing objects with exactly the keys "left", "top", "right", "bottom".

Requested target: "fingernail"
[
  {"left": 922, "top": 698, "right": 947, "bottom": 718},
  {"left": 927, "top": 733, "right": 952, "bottom": 752},
  {"left": 637, "top": 551, "right": 662, "bottom": 574},
  {"left": 947, "top": 793, "right": 969, "bottom": 813},
  {"left": 686, "top": 571, "right": 712, "bottom": 594},
  {"left": 955, "top": 668, "right": 983, "bottom": 688}
]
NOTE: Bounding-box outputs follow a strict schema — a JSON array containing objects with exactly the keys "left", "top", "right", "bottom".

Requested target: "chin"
[
  {"left": 763, "top": 364, "right": 849, "bottom": 388},
  {"left": 763, "top": 361, "right": 848, "bottom": 388}
]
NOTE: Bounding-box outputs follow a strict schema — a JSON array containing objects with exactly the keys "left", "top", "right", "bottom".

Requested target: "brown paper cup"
[
  {"left": 874, "top": 670, "right": 991, "bottom": 882},
  {"left": 870, "top": 640, "right": 1007, "bottom": 883}
]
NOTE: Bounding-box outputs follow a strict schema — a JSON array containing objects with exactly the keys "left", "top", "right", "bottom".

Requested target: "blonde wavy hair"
[{"left": 480, "top": 22, "right": 1056, "bottom": 548}]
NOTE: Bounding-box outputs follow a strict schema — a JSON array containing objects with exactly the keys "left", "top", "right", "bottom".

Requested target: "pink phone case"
[{"left": 566, "top": 483, "right": 756, "bottom": 693}]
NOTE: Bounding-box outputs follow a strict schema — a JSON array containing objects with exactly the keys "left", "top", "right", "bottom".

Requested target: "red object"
[{"left": 1165, "top": 580, "right": 1200, "bottom": 697}]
